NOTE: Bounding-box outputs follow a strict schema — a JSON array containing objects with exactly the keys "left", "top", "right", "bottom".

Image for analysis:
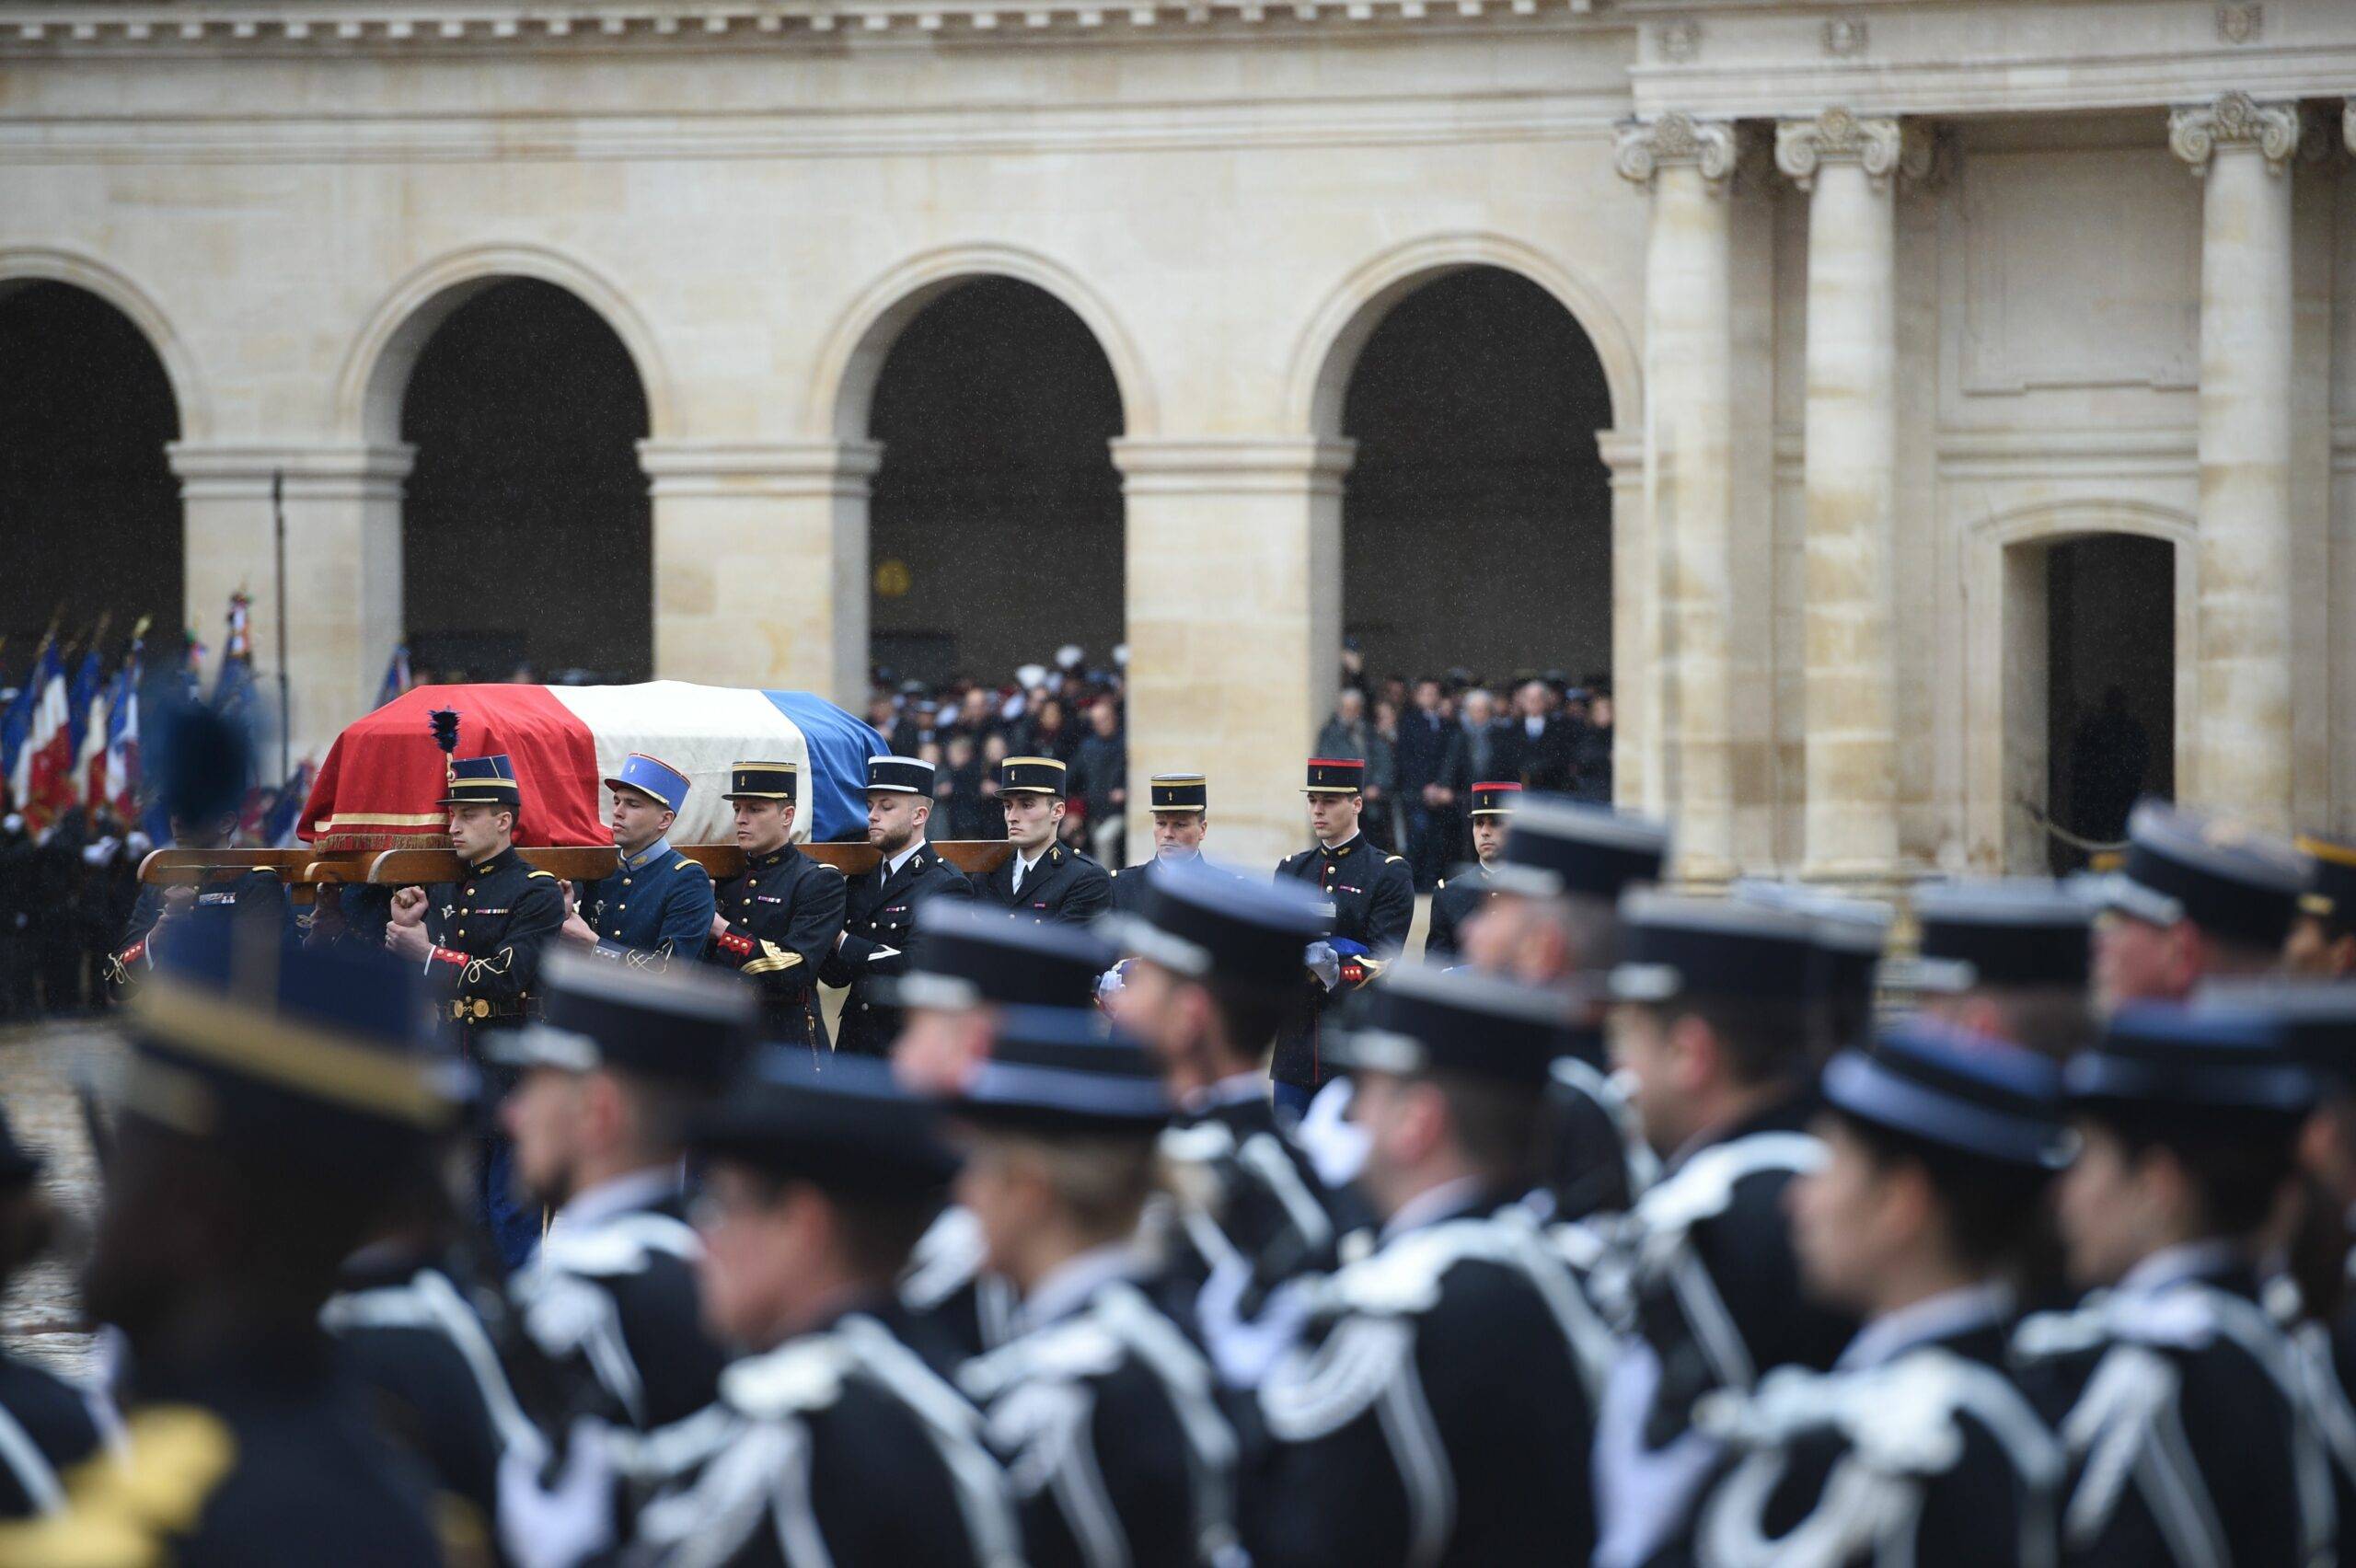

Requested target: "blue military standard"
[{"left": 577, "top": 752, "right": 716, "bottom": 970}]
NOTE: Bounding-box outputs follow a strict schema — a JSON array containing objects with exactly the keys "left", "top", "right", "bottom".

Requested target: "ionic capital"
[
  {"left": 1614, "top": 112, "right": 1740, "bottom": 189},
  {"left": 2169, "top": 91, "right": 2301, "bottom": 175},
  {"left": 1773, "top": 109, "right": 1931, "bottom": 190}
]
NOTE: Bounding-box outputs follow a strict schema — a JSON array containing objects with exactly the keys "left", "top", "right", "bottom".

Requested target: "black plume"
[
  {"left": 429, "top": 708, "right": 460, "bottom": 755},
  {"left": 148, "top": 695, "right": 256, "bottom": 826}
]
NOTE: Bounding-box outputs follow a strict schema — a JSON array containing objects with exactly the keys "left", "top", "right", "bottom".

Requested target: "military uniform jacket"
[
  {"left": 978, "top": 842, "right": 1112, "bottom": 927},
  {"left": 1271, "top": 835, "right": 1415, "bottom": 1090},
  {"left": 0, "top": 1343, "right": 446, "bottom": 1566},
  {"left": 578, "top": 837, "right": 716, "bottom": 972},
  {"left": 819, "top": 842, "right": 976, "bottom": 1058},
  {"left": 105, "top": 876, "right": 296, "bottom": 998},
  {"left": 902, "top": 1206, "right": 1020, "bottom": 1372},
  {"left": 705, "top": 847, "right": 847, "bottom": 1052},
  {"left": 2012, "top": 1251, "right": 2335, "bottom": 1568},
  {"left": 421, "top": 845, "right": 566, "bottom": 1028},
  {"left": 1247, "top": 1194, "right": 1618, "bottom": 1568},
  {"left": 506, "top": 1177, "right": 731, "bottom": 1435},
  {"left": 0, "top": 1351, "right": 106, "bottom": 1520},
  {"left": 616, "top": 1302, "right": 1024, "bottom": 1568},
  {"left": 1422, "top": 862, "right": 1497, "bottom": 963},
  {"left": 323, "top": 1248, "right": 547, "bottom": 1543},
  {"left": 1108, "top": 859, "right": 1160, "bottom": 917},
  {"left": 959, "top": 1265, "right": 1242, "bottom": 1568},
  {"left": 1691, "top": 1304, "right": 2065, "bottom": 1568}
]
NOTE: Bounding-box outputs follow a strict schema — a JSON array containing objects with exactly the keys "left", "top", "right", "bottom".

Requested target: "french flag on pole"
[
  {"left": 10, "top": 650, "right": 74, "bottom": 829},
  {"left": 93, "top": 670, "right": 140, "bottom": 819}
]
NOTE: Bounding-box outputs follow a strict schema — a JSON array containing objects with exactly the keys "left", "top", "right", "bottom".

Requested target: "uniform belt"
[{"left": 447, "top": 997, "right": 539, "bottom": 1023}]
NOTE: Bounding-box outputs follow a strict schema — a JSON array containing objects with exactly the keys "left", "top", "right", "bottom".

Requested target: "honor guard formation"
[{"left": 19, "top": 700, "right": 2356, "bottom": 1568}]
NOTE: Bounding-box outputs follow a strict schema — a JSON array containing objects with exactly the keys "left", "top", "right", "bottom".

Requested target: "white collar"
[
  {"left": 1015, "top": 844, "right": 1051, "bottom": 874},
  {"left": 2118, "top": 1239, "right": 2245, "bottom": 1297},
  {"left": 1525, "top": 715, "right": 1543, "bottom": 735},
  {"left": 619, "top": 836, "right": 673, "bottom": 872},
  {"left": 1380, "top": 1174, "right": 1488, "bottom": 1243},
  {"left": 1184, "top": 1071, "right": 1268, "bottom": 1115},
  {"left": 553, "top": 1165, "right": 679, "bottom": 1233},
  {"left": 1020, "top": 1242, "right": 1138, "bottom": 1331},
  {"left": 883, "top": 839, "right": 926, "bottom": 879},
  {"left": 1836, "top": 1283, "right": 2014, "bottom": 1370},
  {"left": 1318, "top": 831, "right": 1361, "bottom": 854}
]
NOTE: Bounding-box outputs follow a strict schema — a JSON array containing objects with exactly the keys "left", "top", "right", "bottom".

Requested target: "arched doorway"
[
  {"left": 398, "top": 279, "right": 653, "bottom": 684},
  {"left": 2041, "top": 534, "right": 2175, "bottom": 870},
  {"left": 0, "top": 281, "right": 183, "bottom": 666},
  {"left": 865, "top": 277, "right": 1126, "bottom": 690}
]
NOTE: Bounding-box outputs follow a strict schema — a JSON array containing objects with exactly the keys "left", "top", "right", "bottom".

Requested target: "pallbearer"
[
  {"left": 1109, "top": 772, "right": 1210, "bottom": 915},
  {"left": 822, "top": 755, "right": 976, "bottom": 1057},
  {"left": 562, "top": 751, "right": 716, "bottom": 970},
  {"left": 702, "top": 760, "right": 847, "bottom": 1052},
  {"left": 976, "top": 755, "right": 1112, "bottom": 926},
  {"left": 1425, "top": 779, "right": 1519, "bottom": 962}
]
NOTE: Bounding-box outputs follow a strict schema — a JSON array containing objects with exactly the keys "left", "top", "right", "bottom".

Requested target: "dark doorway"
[
  {"left": 2047, "top": 533, "right": 2174, "bottom": 871},
  {"left": 867, "top": 277, "right": 1125, "bottom": 688},
  {"left": 0, "top": 282, "right": 182, "bottom": 661},
  {"left": 400, "top": 279, "right": 652, "bottom": 684},
  {"left": 1340, "top": 266, "right": 1613, "bottom": 690}
]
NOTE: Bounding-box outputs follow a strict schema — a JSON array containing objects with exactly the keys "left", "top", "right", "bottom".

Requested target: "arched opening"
[
  {"left": 865, "top": 277, "right": 1126, "bottom": 689},
  {"left": 0, "top": 281, "right": 183, "bottom": 664},
  {"left": 398, "top": 279, "right": 652, "bottom": 684},
  {"left": 2043, "top": 533, "right": 2175, "bottom": 870}
]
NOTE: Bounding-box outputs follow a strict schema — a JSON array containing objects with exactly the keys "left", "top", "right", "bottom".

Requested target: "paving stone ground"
[{"left": 0, "top": 1016, "right": 121, "bottom": 1381}]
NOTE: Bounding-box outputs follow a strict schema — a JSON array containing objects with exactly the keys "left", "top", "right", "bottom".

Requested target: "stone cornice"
[
  {"left": 637, "top": 438, "right": 883, "bottom": 497},
  {"left": 1110, "top": 437, "right": 1357, "bottom": 494},
  {"left": 1611, "top": 111, "right": 1737, "bottom": 186},
  {"left": 2167, "top": 90, "right": 2301, "bottom": 172},
  {"left": 0, "top": 0, "right": 1605, "bottom": 54}
]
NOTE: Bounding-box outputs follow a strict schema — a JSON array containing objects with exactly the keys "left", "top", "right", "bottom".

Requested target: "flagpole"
[{"left": 272, "top": 468, "right": 290, "bottom": 785}]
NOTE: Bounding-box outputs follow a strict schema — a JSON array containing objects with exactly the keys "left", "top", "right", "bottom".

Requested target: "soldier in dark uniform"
[
  {"left": 976, "top": 755, "right": 1111, "bottom": 926},
  {"left": 2288, "top": 831, "right": 2356, "bottom": 979},
  {"left": 99, "top": 810, "right": 246, "bottom": 998},
  {"left": 385, "top": 751, "right": 567, "bottom": 1270},
  {"left": 1731, "top": 880, "right": 1891, "bottom": 1063},
  {"left": 1108, "top": 772, "right": 1209, "bottom": 916},
  {"left": 559, "top": 752, "right": 716, "bottom": 971},
  {"left": 949, "top": 1003, "right": 1244, "bottom": 1568},
  {"left": 820, "top": 755, "right": 976, "bottom": 1057},
  {"left": 1885, "top": 878, "right": 2097, "bottom": 1058},
  {"left": 584, "top": 1051, "right": 1022, "bottom": 1567},
  {"left": 1590, "top": 892, "right": 1858, "bottom": 1568},
  {"left": 487, "top": 951, "right": 748, "bottom": 1437},
  {"left": 0, "top": 924, "right": 460, "bottom": 1563},
  {"left": 1271, "top": 756, "right": 1414, "bottom": 1120},
  {"left": 1248, "top": 963, "right": 1617, "bottom": 1566},
  {"left": 0, "top": 1105, "right": 107, "bottom": 1519},
  {"left": 2012, "top": 1003, "right": 2332, "bottom": 1567},
  {"left": 1425, "top": 779, "right": 1519, "bottom": 962},
  {"left": 1104, "top": 859, "right": 1368, "bottom": 1380},
  {"left": 885, "top": 901, "right": 1118, "bottom": 1366},
  {"left": 1691, "top": 1020, "right": 2072, "bottom": 1568},
  {"left": 701, "top": 760, "right": 847, "bottom": 1054},
  {"left": 2085, "top": 798, "right": 2310, "bottom": 1012}
]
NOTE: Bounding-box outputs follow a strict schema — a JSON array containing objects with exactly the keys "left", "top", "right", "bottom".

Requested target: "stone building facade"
[{"left": 1, "top": 0, "right": 2350, "bottom": 876}]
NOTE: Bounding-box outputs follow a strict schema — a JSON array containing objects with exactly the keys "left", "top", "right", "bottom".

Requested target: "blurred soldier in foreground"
[
  {"left": 2288, "top": 832, "right": 2356, "bottom": 980},
  {"left": 560, "top": 753, "right": 715, "bottom": 970},
  {"left": 977, "top": 755, "right": 1111, "bottom": 926},
  {"left": 1887, "top": 878, "right": 2096, "bottom": 1058},
  {"left": 1109, "top": 773, "right": 1209, "bottom": 915},
  {"left": 0, "top": 1105, "right": 108, "bottom": 1520},
  {"left": 1692, "top": 1021, "right": 2071, "bottom": 1568},
  {"left": 1248, "top": 964, "right": 1615, "bottom": 1566},
  {"left": 1423, "top": 779, "right": 1518, "bottom": 963},
  {"left": 0, "top": 925, "right": 461, "bottom": 1563},
  {"left": 1730, "top": 882, "right": 1890, "bottom": 1064},
  {"left": 2014, "top": 1004, "right": 2333, "bottom": 1567},
  {"left": 1273, "top": 756, "right": 1413, "bottom": 1120},
  {"left": 951, "top": 1005, "right": 1243, "bottom": 1568},
  {"left": 2085, "top": 799, "right": 2308, "bottom": 1012},
  {"left": 822, "top": 755, "right": 976, "bottom": 1056},
  {"left": 701, "top": 760, "right": 846, "bottom": 1052}
]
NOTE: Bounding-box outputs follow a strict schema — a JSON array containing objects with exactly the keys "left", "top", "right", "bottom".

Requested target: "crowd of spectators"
[{"left": 0, "top": 802, "right": 146, "bottom": 1020}]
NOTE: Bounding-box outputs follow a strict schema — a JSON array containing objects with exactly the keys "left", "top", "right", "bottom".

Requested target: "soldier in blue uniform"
[
  {"left": 821, "top": 755, "right": 976, "bottom": 1057},
  {"left": 1884, "top": 877, "right": 2096, "bottom": 1058},
  {"left": 560, "top": 751, "right": 716, "bottom": 971},
  {"left": 701, "top": 759, "right": 847, "bottom": 1053},
  {"left": 976, "top": 755, "right": 1112, "bottom": 926},
  {"left": 2085, "top": 798, "right": 2311, "bottom": 1012},
  {"left": 1692, "top": 1020, "right": 2073, "bottom": 1568},
  {"left": 1109, "top": 772, "right": 1209, "bottom": 916},
  {"left": 0, "top": 923, "right": 462, "bottom": 1563},
  {"left": 1271, "top": 755, "right": 1414, "bottom": 1120},
  {"left": 385, "top": 751, "right": 568, "bottom": 1269},
  {"left": 2289, "top": 830, "right": 2356, "bottom": 979},
  {"left": 0, "top": 1105, "right": 107, "bottom": 1520},
  {"left": 1424, "top": 778, "right": 1519, "bottom": 963}
]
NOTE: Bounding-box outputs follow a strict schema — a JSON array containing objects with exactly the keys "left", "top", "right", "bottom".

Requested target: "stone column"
[
  {"left": 1776, "top": 110, "right": 1928, "bottom": 887},
  {"left": 1617, "top": 113, "right": 1740, "bottom": 882},
  {"left": 637, "top": 439, "right": 881, "bottom": 709},
  {"left": 2170, "top": 93, "right": 2302, "bottom": 830},
  {"left": 1598, "top": 430, "right": 1656, "bottom": 816},
  {"left": 1110, "top": 437, "right": 1354, "bottom": 870},
  {"left": 167, "top": 442, "right": 411, "bottom": 768}
]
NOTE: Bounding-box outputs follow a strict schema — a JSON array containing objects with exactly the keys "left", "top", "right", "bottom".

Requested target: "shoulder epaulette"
[
  {"left": 527, "top": 869, "right": 556, "bottom": 879},
  {"left": 0, "top": 1403, "right": 237, "bottom": 1562},
  {"left": 676, "top": 858, "right": 695, "bottom": 871}
]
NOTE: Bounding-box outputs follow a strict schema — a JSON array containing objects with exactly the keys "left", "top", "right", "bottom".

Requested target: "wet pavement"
[{"left": 0, "top": 1015, "right": 121, "bottom": 1379}]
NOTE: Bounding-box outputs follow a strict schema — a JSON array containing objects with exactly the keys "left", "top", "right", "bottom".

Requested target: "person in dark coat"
[
  {"left": 1424, "top": 780, "right": 1519, "bottom": 963},
  {"left": 820, "top": 755, "right": 976, "bottom": 1057},
  {"left": 1691, "top": 1021, "right": 2071, "bottom": 1568},
  {"left": 1490, "top": 679, "right": 1576, "bottom": 793},
  {"left": 1108, "top": 773, "right": 1209, "bottom": 916},
  {"left": 1247, "top": 964, "right": 1616, "bottom": 1567},
  {"left": 0, "top": 1106, "right": 108, "bottom": 1520},
  {"left": 1071, "top": 697, "right": 1128, "bottom": 868},
  {"left": 702, "top": 760, "right": 847, "bottom": 1054},
  {"left": 1393, "top": 676, "right": 1456, "bottom": 891},
  {"left": 976, "top": 756, "right": 1111, "bottom": 927}
]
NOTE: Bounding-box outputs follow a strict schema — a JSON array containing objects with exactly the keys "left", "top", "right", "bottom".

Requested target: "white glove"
[
  {"left": 498, "top": 1418, "right": 617, "bottom": 1568},
  {"left": 1295, "top": 1078, "right": 1370, "bottom": 1189},
  {"left": 1096, "top": 962, "right": 1129, "bottom": 1003},
  {"left": 1304, "top": 941, "right": 1340, "bottom": 992}
]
